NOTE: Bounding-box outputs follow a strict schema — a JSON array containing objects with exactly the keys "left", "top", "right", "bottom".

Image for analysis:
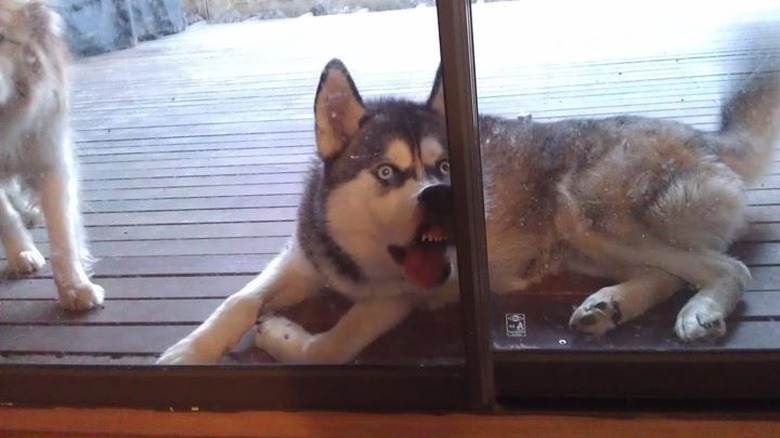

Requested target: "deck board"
[{"left": 2, "top": 2, "right": 780, "bottom": 366}]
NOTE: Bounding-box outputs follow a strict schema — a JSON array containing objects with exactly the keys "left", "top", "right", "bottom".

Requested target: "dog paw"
[
  {"left": 157, "top": 336, "right": 222, "bottom": 365},
  {"left": 57, "top": 281, "right": 105, "bottom": 311},
  {"left": 6, "top": 249, "right": 45, "bottom": 275},
  {"left": 674, "top": 298, "right": 727, "bottom": 342},
  {"left": 569, "top": 295, "right": 622, "bottom": 337},
  {"left": 255, "top": 315, "right": 311, "bottom": 363}
]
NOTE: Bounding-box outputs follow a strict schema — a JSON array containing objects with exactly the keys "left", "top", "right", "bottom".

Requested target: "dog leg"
[
  {"left": 156, "top": 244, "right": 320, "bottom": 365},
  {"left": 37, "top": 170, "right": 104, "bottom": 310},
  {"left": 0, "top": 188, "right": 45, "bottom": 275},
  {"left": 673, "top": 258, "right": 750, "bottom": 341},
  {"left": 569, "top": 269, "right": 683, "bottom": 336},
  {"left": 571, "top": 232, "right": 749, "bottom": 341},
  {"left": 255, "top": 295, "right": 416, "bottom": 364}
]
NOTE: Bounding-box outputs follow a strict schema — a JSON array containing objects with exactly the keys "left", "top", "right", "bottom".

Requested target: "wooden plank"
[
  {"left": 33, "top": 237, "right": 289, "bottom": 257},
  {"left": 88, "top": 236, "right": 285, "bottom": 256},
  {"left": 0, "top": 299, "right": 224, "bottom": 325},
  {"left": 750, "top": 266, "right": 780, "bottom": 291},
  {"left": 0, "top": 255, "right": 273, "bottom": 277},
  {"left": 0, "top": 354, "right": 157, "bottom": 365},
  {"left": 0, "top": 256, "right": 269, "bottom": 278},
  {"left": 81, "top": 183, "right": 304, "bottom": 201},
  {"left": 77, "top": 132, "right": 314, "bottom": 149},
  {"left": 81, "top": 172, "right": 307, "bottom": 191},
  {"left": 747, "top": 205, "right": 780, "bottom": 224},
  {"left": 89, "top": 255, "right": 274, "bottom": 276},
  {"left": 81, "top": 153, "right": 312, "bottom": 171},
  {"left": 731, "top": 242, "right": 780, "bottom": 266},
  {"left": 744, "top": 223, "right": 780, "bottom": 242},
  {"left": 81, "top": 207, "right": 297, "bottom": 226},
  {"left": 81, "top": 164, "right": 311, "bottom": 181},
  {"left": 33, "top": 221, "right": 296, "bottom": 241},
  {"left": 0, "top": 276, "right": 255, "bottom": 300},
  {"left": 76, "top": 120, "right": 312, "bottom": 142},
  {"left": 80, "top": 140, "right": 313, "bottom": 158},
  {"left": 83, "top": 194, "right": 301, "bottom": 213},
  {"left": 78, "top": 145, "right": 314, "bottom": 163},
  {"left": 746, "top": 190, "right": 780, "bottom": 206},
  {"left": 0, "top": 326, "right": 196, "bottom": 354}
]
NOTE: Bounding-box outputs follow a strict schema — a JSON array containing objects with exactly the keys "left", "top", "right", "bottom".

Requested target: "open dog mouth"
[{"left": 387, "top": 222, "right": 452, "bottom": 289}]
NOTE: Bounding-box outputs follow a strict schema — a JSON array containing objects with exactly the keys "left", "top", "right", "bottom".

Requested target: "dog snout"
[{"left": 417, "top": 184, "right": 452, "bottom": 216}]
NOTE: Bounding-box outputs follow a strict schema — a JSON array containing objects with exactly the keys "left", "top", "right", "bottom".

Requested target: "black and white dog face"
[{"left": 314, "top": 59, "right": 454, "bottom": 289}]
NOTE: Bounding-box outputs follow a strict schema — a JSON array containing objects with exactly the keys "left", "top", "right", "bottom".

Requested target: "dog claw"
[
  {"left": 57, "top": 282, "right": 105, "bottom": 311},
  {"left": 569, "top": 295, "right": 621, "bottom": 337}
]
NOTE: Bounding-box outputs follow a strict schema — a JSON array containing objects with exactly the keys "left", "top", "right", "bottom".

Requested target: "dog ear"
[
  {"left": 314, "top": 59, "right": 366, "bottom": 160},
  {"left": 23, "top": 2, "right": 63, "bottom": 39},
  {"left": 426, "top": 63, "right": 445, "bottom": 118}
]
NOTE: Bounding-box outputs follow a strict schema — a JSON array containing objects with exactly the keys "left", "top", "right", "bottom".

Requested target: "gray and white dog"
[{"left": 158, "top": 53, "right": 779, "bottom": 365}]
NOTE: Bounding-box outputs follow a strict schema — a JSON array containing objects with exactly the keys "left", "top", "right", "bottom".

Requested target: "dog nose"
[{"left": 418, "top": 184, "right": 452, "bottom": 216}]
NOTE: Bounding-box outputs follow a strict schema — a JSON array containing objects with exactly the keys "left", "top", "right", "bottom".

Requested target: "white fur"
[{"left": 0, "top": 1, "right": 103, "bottom": 310}]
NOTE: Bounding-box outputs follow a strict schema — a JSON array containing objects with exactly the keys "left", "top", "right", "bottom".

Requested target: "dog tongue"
[{"left": 404, "top": 244, "right": 447, "bottom": 289}]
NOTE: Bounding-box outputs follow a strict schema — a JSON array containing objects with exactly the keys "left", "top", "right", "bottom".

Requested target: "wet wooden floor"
[{"left": 0, "top": 2, "right": 779, "bottom": 365}]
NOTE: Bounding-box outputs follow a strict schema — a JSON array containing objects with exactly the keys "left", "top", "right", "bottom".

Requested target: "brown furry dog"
[{"left": 0, "top": 0, "right": 103, "bottom": 310}]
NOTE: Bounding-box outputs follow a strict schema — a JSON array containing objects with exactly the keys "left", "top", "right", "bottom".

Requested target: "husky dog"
[
  {"left": 0, "top": 1, "right": 103, "bottom": 310},
  {"left": 158, "top": 53, "right": 779, "bottom": 364}
]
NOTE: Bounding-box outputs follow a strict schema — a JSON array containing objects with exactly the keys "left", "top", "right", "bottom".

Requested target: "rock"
[
  {"left": 57, "top": 0, "right": 136, "bottom": 57},
  {"left": 55, "top": 0, "right": 186, "bottom": 57},
  {"left": 131, "top": 0, "right": 187, "bottom": 42}
]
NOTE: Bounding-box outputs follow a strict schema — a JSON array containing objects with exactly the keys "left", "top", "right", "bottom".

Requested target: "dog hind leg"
[{"left": 0, "top": 187, "right": 45, "bottom": 275}]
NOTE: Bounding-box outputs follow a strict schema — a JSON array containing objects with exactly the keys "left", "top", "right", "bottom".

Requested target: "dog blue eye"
[
  {"left": 376, "top": 165, "right": 394, "bottom": 180},
  {"left": 438, "top": 160, "right": 450, "bottom": 175}
]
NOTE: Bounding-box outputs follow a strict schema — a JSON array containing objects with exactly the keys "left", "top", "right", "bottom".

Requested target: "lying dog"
[
  {"left": 158, "top": 52, "right": 779, "bottom": 364},
  {"left": 0, "top": 0, "right": 103, "bottom": 310}
]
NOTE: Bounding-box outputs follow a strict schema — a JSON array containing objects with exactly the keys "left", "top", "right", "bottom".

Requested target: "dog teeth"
[{"left": 421, "top": 233, "right": 447, "bottom": 243}]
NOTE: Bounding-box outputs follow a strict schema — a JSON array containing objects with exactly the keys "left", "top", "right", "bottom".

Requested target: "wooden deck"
[{"left": 1, "top": 1, "right": 780, "bottom": 366}]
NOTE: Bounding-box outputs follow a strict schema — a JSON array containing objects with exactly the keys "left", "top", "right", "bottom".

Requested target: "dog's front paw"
[
  {"left": 6, "top": 248, "right": 45, "bottom": 276},
  {"left": 57, "top": 281, "right": 105, "bottom": 311},
  {"left": 157, "top": 336, "right": 223, "bottom": 365},
  {"left": 569, "top": 294, "right": 622, "bottom": 337},
  {"left": 255, "top": 315, "right": 312, "bottom": 363},
  {"left": 674, "top": 298, "right": 727, "bottom": 342}
]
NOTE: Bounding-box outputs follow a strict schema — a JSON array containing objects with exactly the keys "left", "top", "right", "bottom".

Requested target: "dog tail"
[{"left": 718, "top": 46, "right": 780, "bottom": 183}]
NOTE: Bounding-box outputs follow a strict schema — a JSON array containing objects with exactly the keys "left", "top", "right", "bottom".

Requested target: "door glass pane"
[
  {"left": 471, "top": 1, "right": 780, "bottom": 352},
  {"left": 0, "top": 1, "right": 464, "bottom": 367}
]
